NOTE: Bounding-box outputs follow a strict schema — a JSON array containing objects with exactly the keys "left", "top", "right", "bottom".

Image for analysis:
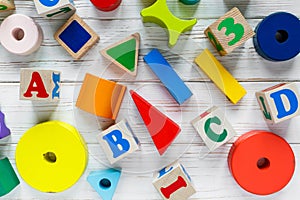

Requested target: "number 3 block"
[{"left": 204, "top": 7, "right": 255, "bottom": 56}]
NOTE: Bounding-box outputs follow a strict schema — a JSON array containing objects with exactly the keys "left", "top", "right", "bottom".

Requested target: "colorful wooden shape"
[
  {"left": 194, "top": 49, "right": 246, "bottom": 104},
  {"left": 87, "top": 169, "right": 121, "bottom": 200},
  {"left": 76, "top": 73, "right": 126, "bottom": 120},
  {"left": 179, "top": 0, "right": 200, "bottom": 5},
  {"left": 97, "top": 119, "right": 140, "bottom": 164},
  {"left": 0, "top": 0, "right": 15, "bottom": 11},
  {"left": 90, "top": 0, "right": 122, "bottom": 11},
  {"left": 54, "top": 14, "right": 99, "bottom": 60},
  {"left": 228, "top": 130, "right": 295, "bottom": 195},
  {"left": 0, "top": 157, "right": 20, "bottom": 197},
  {"left": 191, "top": 106, "right": 236, "bottom": 151},
  {"left": 0, "top": 111, "right": 10, "bottom": 139},
  {"left": 144, "top": 49, "right": 193, "bottom": 105},
  {"left": 130, "top": 90, "right": 181, "bottom": 155},
  {"left": 204, "top": 7, "right": 255, "bottom": 56},
  {"left": 153, "top": 161, "right": 196, "bottom": 200},
  {"left": 101, "top": 33, "right": 140, "bottom": 76},
  {"left": 253, "top": 12, "right": 300, "bottom": 61},
  {"left": 140, "top": 0, "right": 197, "bottom": 47},
  {"left": 256, "top": 83, "right": 300, "bottom": 124},
  {"left": 33, "top": 0, "right": 75, "bottom": 18},
  {"left": 20, "top": 69, "right": 61, "bottom": 101}
]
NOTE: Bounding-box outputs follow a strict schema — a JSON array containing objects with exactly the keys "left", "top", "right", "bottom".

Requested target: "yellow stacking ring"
[{"left": 15, "top": 121, "right": 88, "bottom": 193}]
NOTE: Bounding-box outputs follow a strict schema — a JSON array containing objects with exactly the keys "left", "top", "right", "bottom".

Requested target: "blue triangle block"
[{"left": 87, "top": 169, "right": 121, "bottom": 200}]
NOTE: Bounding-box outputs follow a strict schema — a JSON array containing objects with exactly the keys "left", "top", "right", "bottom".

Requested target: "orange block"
[{"left": 76, "top": 73, "right": 126, "bottom": 120}]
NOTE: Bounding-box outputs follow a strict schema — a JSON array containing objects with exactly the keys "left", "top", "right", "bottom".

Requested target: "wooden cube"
[
  {"left": 256, "top": 83, "right": 300, "bottom": 124},
  {"left": 20, "top": 69, "right": 61, "bottom": 101},
  {"left": 191, "top": 106, "right": 236, "bottom": 151},
  {"left": 153, "top": 161, "right": 196, "bottom": 200},
  {"left": 33, "top": 0, "right": 75, "bottom": 18},
  {"left": 204, "top": 7, "right": 255, "bottom": 56},
  {"left": 0, "top": 0, "right": 15, "bottom": 11},
  {"left": 97, "top": 120, "right": 140, "bottom": 164},
  {"left": 54, "top": 14, "right": 99, "bottom": 60}
]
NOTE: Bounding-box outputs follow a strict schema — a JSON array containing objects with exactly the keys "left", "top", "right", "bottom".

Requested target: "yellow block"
[
  {"left": 194, "top": 49, "right": 246, "bottom": 104},
  {"left": 15, "top": 121, "right": 88, "bottom": 193}
]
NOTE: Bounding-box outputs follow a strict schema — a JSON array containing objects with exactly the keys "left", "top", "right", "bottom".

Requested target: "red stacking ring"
[
  {"left": 90, "top": 0, "right": 122, "bottom": 12},
  {"left": 228, "top": 130, "right": 295, "bottom": 195}
]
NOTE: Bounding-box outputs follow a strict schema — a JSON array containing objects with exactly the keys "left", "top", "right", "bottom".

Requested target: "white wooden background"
[{"left": 0, "top": 0, "right": 300, "bottom": 199}]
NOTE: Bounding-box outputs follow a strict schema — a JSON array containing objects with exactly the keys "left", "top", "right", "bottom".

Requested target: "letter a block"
[
  {"left": 153, "top": 161, "right": 196, "bottom": 200},
  {"left": 204, "top": 7, "right": 255, "bottom": 56},
  {"left": 97, "top": 120, "right": 140, "bottom": 164},
  {"left": 0, "top": 0, "right": 15, "bottom": 11},
  {"left": 20, "top": 69, "right": 61, "bottom": 101},
  {"left": 191, "top": 106, "right": 236, "bottom": 151},
  {"left": 256, "top": 83, "right": 300, "bottom": 124},
  {"left": 33, "top": 0, "right": 75, "bottom": 18}
]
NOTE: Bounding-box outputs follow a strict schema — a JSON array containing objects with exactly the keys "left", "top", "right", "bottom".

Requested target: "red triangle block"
[{"left": 130, "top": 90, "right": 181, "bottom": 155}]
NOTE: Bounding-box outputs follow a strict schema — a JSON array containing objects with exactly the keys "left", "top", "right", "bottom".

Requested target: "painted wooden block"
[
  {"left": 140, "top": 0, "right": 197, "bottom": 47},
  {"left": 194, "top": 49, "right": 246, "bottom": 104},
  {"left": 0, "top": 157, "right": 20, "bottom": 197},
  {"left": 20, "top": 69, "right": 61, "bottom": 101},
  {"left": 153, "top": 161, "right": 196, "bottom": 200},
  {"left": 130, "top": 90, "right": 181, "bottom": 155},
  {"left": 90, "top": 0, "right": 122, "bottom": 11},
  {"left": 97, "top": 119, "right": 140, "bottom": 164},
  {"left": 256, "top": 83, "right": 300, "bottom": 124},
  {"left": 87, "top": 169, "right": 121, "bottom": 200},
  {"left": 54, "top": 14, "right": 99, "bottom": 60},
  {"left": 144, "top": 49, "right": 193, "bottom": 105},
  {"left": 0, "top": 111, "right": 10, "bottom": 139},
  {"left": 204, "top": 7, "right": 255, "bottom": 56},
  {"left": 33, "top": 0, "right": 75, "bottom": 18},
  {"left": 191, "top": 106, "right": 236, "bottom": 151},
  {"left": 76, "top": 73, "right": 126, "bottom": 120},
  {"left": 101, "top": 33, "right": 140, "bottom": 76},
  {"left": 0, "top": 0, "right": 15, "bottom": 11}
]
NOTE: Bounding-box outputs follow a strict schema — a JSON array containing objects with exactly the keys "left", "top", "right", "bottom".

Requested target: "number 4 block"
[{"left": 205, "top": 7, "right": 255, "bottom": 56}]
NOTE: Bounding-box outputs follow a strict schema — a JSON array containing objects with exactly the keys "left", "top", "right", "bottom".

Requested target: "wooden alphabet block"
[
  {"left": 97, "top": 120, "right": 139, "bottom": 164},
  {"left": 256, "top": 83, "right": 300, "bottom": 124},
  {"left": 0, "top": 0, "right": 15, "bottom": 11},
  {"left": 194, "top": 49, "right": 246, "bottom": 104},
  {"left": 76, "top": 73, "right": 126, "bottom": 120},
  {"left": 54, "top": 14, "right": 99, "bottom": 60},
  {"left": 153, "top": 161, "right": 196, "bottom": 200},
  {"left": 33, "top": 0, "right": 75, "bottom": 18},
  {"left": 204, "top": 7, "right": 255, "bottom": 56},
  {"left": 191, "top": 106, "right": 236, "bottom": 151},
  {"left": 20, "top": 69, "right": 61, "bottom": 101}
]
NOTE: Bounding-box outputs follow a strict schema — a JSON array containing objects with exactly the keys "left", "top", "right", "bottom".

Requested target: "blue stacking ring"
[{"left": 179, "top": 0, "right": 200, "bottom": 5}]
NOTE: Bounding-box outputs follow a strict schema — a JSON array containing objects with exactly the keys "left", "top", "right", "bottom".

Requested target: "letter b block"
[{"left": 256, "top": 83, "right": 300, "bottom": 124}]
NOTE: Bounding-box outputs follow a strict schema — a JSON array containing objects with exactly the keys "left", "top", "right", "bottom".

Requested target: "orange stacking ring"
[{"left": 228, "top": 130, "right": 295, "bottom": 195}]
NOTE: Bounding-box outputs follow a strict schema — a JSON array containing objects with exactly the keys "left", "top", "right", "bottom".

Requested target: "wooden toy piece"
[
  {"left": 179, "top": 0, "right": 200, "bottom": 5},
  {"left": 153, "top": 161, "right": 196, "bottom": 200},
  {"left": 144, "top": 49, "right": 193, "bottom": 105},
  {"left": 228, "top": 130, "right": 295, "bottom": 195},
  {"left": 90, "top": 0, "right": 122, "bottom": 12},
  {"left": 130, "top": 90, "right": 181, "bottom": 155},
  {"left": 87, "top": 169, "right": 121, "bottom": 200},
  {"left": 140, "top": 0, "right": 197, "bottom": 47},
  {"left": 255, "top": 83, "right": 300, "bottom": 124},
  {"left": 0, "top": 157, "right": 20, "bottom": 197},
  {"left": 20, "top": 69, "right": 61, "bottom": 102},
  {"left": 101, "top": 33, "right": 140, "bottom": 76},
  {"left": 253, "top": 12, "right": 300, "bottom": 61},
  {"left": 97, "top": 119, "right": 140, "bottom": 164},
  {"left": 191, "top": 106, "right": 236, "bottom": 151},
  {"left": 76, "top": 73, "right": 126, "bottom": 120},
  {"left": 204, "top": 7, "right": 255, "bottom": 56},
  {"left": 33, "top": 0, "right": 75, "bottom": 18},
  {"left": 54, "top": 14, "right": 99, "bottom": 60},
  {"left": 0, "top": 111, "right": 10, "bottom": 139},
  {"left": 194, "top": 49, "right": 246, "bottom": 104},
  {"left": 0, "top": 0, "right": 15, "bottom": 11}
]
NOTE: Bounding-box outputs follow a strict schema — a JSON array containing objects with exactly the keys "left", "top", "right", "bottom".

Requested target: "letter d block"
[
  {"left": 153, "top": 161, "right": 196, "bottom": 200},
  {"left": 20, "top": 69, "right": 61, "bottom": 101},
  {"left": 256, "top": 83, "right": 300, "bottom": 124},
  {"left": 97, "top": 120, "right": 140, "bottom": 164},
  {"left": 191, "top": 106, "right": 236, "bottom": 151},
  {"left": 33, "top": 0, "right": 75, "bottom": 18}
]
